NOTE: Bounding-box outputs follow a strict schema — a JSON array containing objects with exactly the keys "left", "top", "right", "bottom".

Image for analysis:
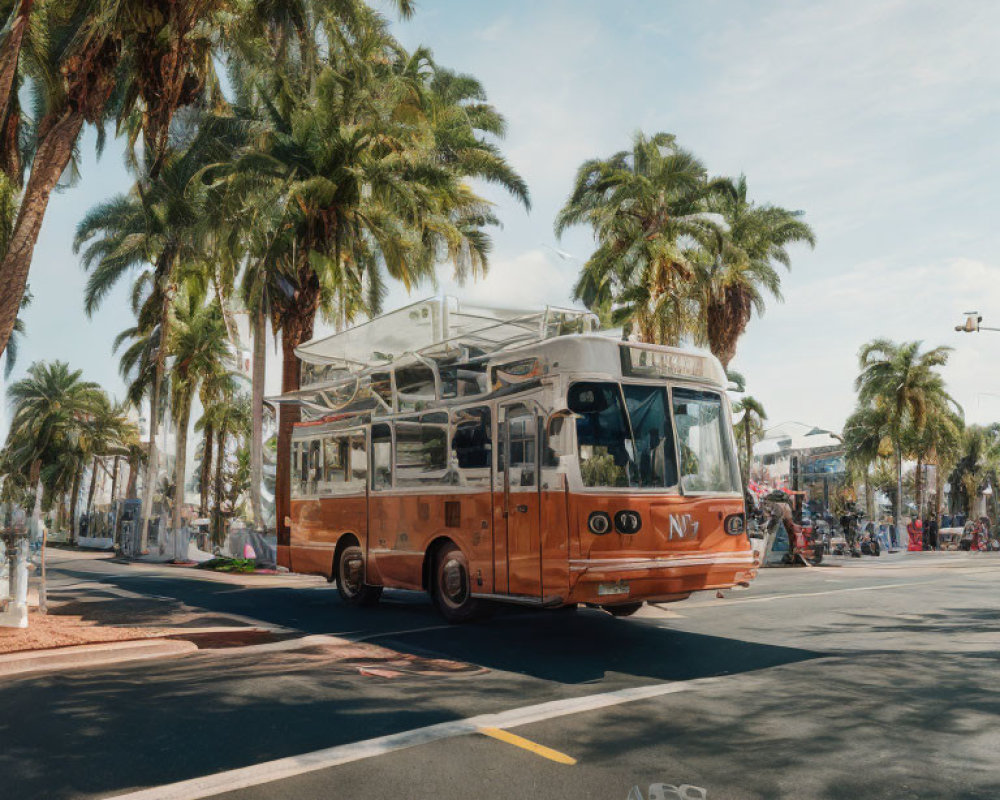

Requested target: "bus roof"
[{"left": 275, "top": 298, "right": 727, "bottom": 421}]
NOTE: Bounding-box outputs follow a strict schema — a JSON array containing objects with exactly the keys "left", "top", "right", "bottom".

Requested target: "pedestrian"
[
  {"left": 970, "top": 519, "right": 982, "bottom": 552},
  {"left": 925, "top": 516, "right": 939, "bottom": 551}
]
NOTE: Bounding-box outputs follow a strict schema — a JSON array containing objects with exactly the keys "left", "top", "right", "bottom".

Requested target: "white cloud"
[{"left": 733, "top": 257, "right": 1000, "bottom": 430}]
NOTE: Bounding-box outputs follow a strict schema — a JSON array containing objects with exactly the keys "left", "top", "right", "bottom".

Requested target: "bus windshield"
[
  {"left": 671, "top": 387, "right": 740, "bottom": 493},
  {"left": 568, "top": 381, "right": 737, "bottom": 493}
]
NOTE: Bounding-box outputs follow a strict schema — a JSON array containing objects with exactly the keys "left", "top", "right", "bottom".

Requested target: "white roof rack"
[
  {"left": 295, "top": 296, "right": 597, "bottom": 368},
  {"left": 276, "top": 296, "right": 599, "bottom": 420}
]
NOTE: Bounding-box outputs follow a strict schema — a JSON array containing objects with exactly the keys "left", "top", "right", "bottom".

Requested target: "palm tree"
[
  {"left": 843, "top": 403, "right": 893, "bottom": 519},
  {"left": 695, "top": 175, "right": 815, "bottom": 367},
  {"left": 200, "top": 393, "right": 251, "bottom": 543},
  {"left": 855, "top": 339, "right": 957, "bottom": 529},
  {"left": 949, "top": 425, "right": 1000, "bottom": 517},
  {"left": 75, "top": 147, "right": 218, "bottom": 552},
  {"left": 4, "top": 361, "right": 103, "bottom": 548},
  {"left": 165, "top": 294, "right": 232, "bottom": 537},
  {"left": 0, "top": 0, "right": 425, "bottom": 359},
  {"left": 214, "top": 34, "right": 528, "bottom": 543},
  {"left": 732, "top": 396, "right": 767, "bottom": 489},
  {"left": 194, "top": 368, "right": 240, "bottom": 519},
  {"left": 555, "top": 132, "right": 726, "bottom": 343},
  {"left": 81, "top": 393, "right": 140, "bottom": 523},
  {"left": 0, "top": 0, "right": 226, "bottom": 357},
  {"left": 906, "top": 405, "right": 963, "bottom": 519}
]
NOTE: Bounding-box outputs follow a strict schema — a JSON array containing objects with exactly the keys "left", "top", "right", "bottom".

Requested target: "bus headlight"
[
  {"left": 725, "top": 514, "right": 746, "bottom": 535},
  {"left": 613, "top": 510, "right": 642, "bottom": 534},
  {"left": 588, "top": 511, "right": 612, "bottom": 535}
]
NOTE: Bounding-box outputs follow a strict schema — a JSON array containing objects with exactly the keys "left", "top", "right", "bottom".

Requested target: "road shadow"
[
  {"left": 1, "top": 566, "right": 826, "bottom": 800},
  {"left": 52, "top": 564, "right": 821, "bottom": 683}
]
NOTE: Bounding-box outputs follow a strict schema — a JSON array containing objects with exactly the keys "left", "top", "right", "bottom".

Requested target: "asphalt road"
[{"left": 2, "top": 551, "right": 998, "bottom": 800}]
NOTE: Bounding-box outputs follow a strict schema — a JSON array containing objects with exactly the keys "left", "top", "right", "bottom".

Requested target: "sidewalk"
[{"left": 0, "top": 603, "right": 173, "bottom": 655}]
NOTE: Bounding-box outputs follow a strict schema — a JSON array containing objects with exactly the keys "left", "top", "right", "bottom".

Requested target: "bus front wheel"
[
  {"left": 432, "top": 546, "right": 483, "bottom": 623},
  {"left": 336, "top": 545, "right": 382, "bottom": 607}
]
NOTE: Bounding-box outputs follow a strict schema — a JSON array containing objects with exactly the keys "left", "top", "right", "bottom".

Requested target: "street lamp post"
[{"left": 955, "top": 312, "right": 1000, "bottom": 333}]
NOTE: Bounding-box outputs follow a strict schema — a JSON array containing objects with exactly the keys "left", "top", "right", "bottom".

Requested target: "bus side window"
[
  {"left": 291, "top": 442, "right": 302, "bottom": 499},
  {"left": 371, "top": 423, "right": 392, "bottom": 490},
  {"left": 504, "top": 405, "right": 537, "bottom": 488},
  {"left": 308, "top": 439, "right": 322, "bottom": 495},
  {"left": 450, "top": 407, "right": 491, "bottom": 487},
  {"left": 348, "top": 434, "right": 367, "bottom": 490},
  {"left": 299, "top": 441, "right": 311, "bottom": 496},
  {"left": 395, "top": 412, "right": 448, "bottom": 486},
  {"left": 322, "top": 436, "right": 346, "bottom": 495}
]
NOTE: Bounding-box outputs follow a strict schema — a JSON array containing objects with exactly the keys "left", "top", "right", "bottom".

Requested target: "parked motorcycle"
[
  {"left": 765, "top": 504, "right": 824, "bottom": 566},
  {"left": 859, "top": 522, "right": 881, "bottom": 556}
]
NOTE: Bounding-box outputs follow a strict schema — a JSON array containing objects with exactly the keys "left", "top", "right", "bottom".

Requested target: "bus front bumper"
[{"left": 566, "top": 552, "right": 758, "bottom": 605}]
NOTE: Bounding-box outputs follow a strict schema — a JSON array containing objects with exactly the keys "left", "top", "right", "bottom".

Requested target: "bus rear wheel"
[
  {"left": 336, "top": 545, "right": 382, "bottom": 607},
  {"left": 432, "top": 546, "right": 483, "bottom": 623}
]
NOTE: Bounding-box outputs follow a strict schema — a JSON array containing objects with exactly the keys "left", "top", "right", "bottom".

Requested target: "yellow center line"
[{"left": 478, "top": 727, "right": 577, "bottom": 765}]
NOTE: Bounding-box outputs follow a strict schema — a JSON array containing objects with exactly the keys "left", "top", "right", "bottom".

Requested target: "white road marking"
[
  {"left": 106, "top": 681, "right": 703, "bottom": 800},
  {"left": 680, "top": 580, "right": 927, "bottom": 608},
  {"left": 354, "top": 624, "right": 456, "bottom": 642}
]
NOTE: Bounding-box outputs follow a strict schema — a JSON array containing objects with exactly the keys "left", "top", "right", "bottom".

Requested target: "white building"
[{"left": 752, "top": 421, "right": 845, "bottom": 491}]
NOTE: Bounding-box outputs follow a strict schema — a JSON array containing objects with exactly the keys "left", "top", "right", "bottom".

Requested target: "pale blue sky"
[{"left": 8, "top": 0, "right": 1000, "bottom": 435}]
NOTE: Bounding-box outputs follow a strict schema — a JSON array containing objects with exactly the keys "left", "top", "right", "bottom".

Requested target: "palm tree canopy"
[
  {"left": 555, "top": 131, "right": 726, "bottom": 344},
  {"left": 855, "top": 339, "right": 959, "bottom": 438}
]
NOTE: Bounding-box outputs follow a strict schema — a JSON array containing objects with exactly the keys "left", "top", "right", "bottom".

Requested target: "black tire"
[
  {"left": 432, "top": 545, "right": 483, "bottom": 623},
  {"left": 808, "top": 551, "right": 824, "bottom": 566},
  {"left": 336, "top": 545, "right": 382, "bottom": 607},
  {"left": 604, "top": 602, "right": 643, "bottom": 617}
]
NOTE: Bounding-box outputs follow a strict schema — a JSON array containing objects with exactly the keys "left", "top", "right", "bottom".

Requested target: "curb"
[{"left": 0, "top": 638, "right": 199, "bottom": 680}]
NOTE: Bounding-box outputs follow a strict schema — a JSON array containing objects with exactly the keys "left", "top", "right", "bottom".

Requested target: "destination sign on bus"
[{"left": 619, "top": 345, "right": 724, "bottom": 385}]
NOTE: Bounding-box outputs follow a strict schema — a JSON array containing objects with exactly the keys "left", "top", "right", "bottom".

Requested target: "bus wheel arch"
[{"left": 334, "top": 534, "right": 382, "bottom": 607}]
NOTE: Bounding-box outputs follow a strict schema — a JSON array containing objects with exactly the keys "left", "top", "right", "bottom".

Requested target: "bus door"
[{"left": 498, "top": 401, "right": 542, "bottom": 597}]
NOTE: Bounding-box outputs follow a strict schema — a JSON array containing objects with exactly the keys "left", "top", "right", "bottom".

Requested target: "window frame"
[
  {"left": 669, "top": 385, "right": 742, "bottom": 496},
  {"left": 564, "top": 378, "right": 740, "bottom": 497}
]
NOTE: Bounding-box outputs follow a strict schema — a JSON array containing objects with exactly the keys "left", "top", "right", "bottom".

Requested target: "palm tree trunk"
[
  {"left": 139, "top": 286, "right": 175, "bottom": 552},
  {"left": 0, "top": 108, "right": 85, "bottom": 357},
  {"left": 934, "top": 463, "right": 943, "bottom": 521},
  {"left": 213, "top": 426, "right": 225, "bottom": 546},
  {"left": 28, "top": 458, "right": 41, "bottom": 529},
  {"left": 914, "top": 455, "right": 924, "bottom": 518},
  {"left": 109, "top": 456, "right": 120, "bottom": 507},
  {"left": 743, "top": 423, "right": 752, "bottom": 490},
  {"left": 37, "top": 478, "right": 47, "bottom": 614},
  {"left": 0, "top": 0, "right": 34, "bottom": 144},
  {"left": 109, "top": 455, "right": 121, "bottom": 544},
  {"left": 895, "top": 446, "right": 903, "bottom": 539},
  {"left": 864, "top": 470, "right": 874, "bottom": 520},
  {"left": 170, "top": 396, "right": 192, "bottom": 538},
  {"left": 126, "top": 450, "right": 139, "bottom": 499},
  {"left": 214, "top": 273, "right": 239, "bottom": 349},
  {"left": 86, "top": 455, "right": 100, "bottom": 520},
  {"left": 275, "top": 333, "right": 300, "bottom": 554},
  {"left": 69, "top": 462, "right": 83, "bottom": 546},
  {"left": 250, "top": 306, "right": 266, "bottom": 532},
  {"left": 199, "top": 421, "right": 214, "bottom": 516}
]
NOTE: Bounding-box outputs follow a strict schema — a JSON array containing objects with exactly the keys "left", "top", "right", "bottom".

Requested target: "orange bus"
[{"left": 277, "top": 299, "right": 757, "bottom": 621}]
